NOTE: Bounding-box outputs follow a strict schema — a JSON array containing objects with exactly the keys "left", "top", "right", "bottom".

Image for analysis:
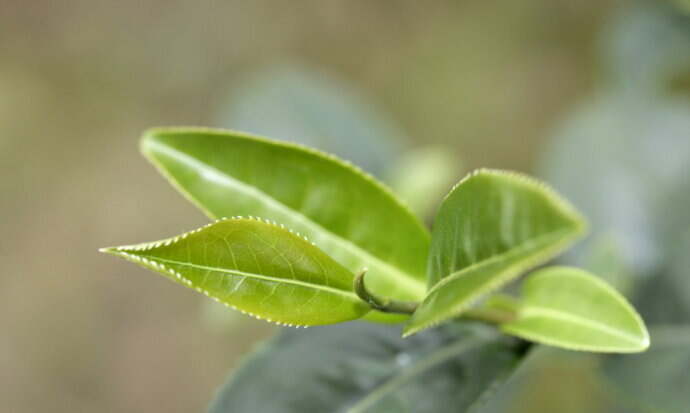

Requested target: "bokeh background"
[{"left": 2, "top": 0, "right": 689, "bottom": 412}]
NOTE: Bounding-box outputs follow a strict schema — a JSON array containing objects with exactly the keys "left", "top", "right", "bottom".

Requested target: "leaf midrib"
[
  {"left": 132, "top": 254, "right": 361, "bottom": 301},
  {"left": 519, "top": 306, "right": 642, "bottom": 345},
  {"left": 146, "top": 141, "right": 426, "bottom": 297},
  {"left": 405, "top": 229, "right": 580, "bottom": 336},
  {"left": 428, "top": 228, "right": 577, "bottom": 296},
  {"left": 346, "top": 336, "right": 487, "bottom": 413}
]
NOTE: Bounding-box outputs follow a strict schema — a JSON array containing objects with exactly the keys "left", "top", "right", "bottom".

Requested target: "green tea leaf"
[
  {"left": 209, "top": 322, "right": 526, "bottom": 413},
  {"left": 405, "top": 170, "right": 585, "bottom": 336},
  {"left": 501, "top": 267, "right": 649, "bottom": 353},
  {"left": 101, "top": 217, "right": 370, "bottom": 326},
  {"left": 141, "top": 128, "right": 429, "bottom": 310}
]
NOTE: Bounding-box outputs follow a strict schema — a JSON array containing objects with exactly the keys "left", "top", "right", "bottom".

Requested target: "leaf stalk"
[{"left": 354, "top": 269, "right": 419, "bottom": 314}]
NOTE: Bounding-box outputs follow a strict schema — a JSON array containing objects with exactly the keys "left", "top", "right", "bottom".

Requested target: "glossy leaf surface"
[
  {"left": 405, "top": 170, "right": 585, "bottom": 336},
  {"left": 501, "top": 267, "right": 649, "bottom": 353},
  {"left": 141, "top": 128, "right": 429, "bottom": 306},
  {"left": 209, "top": 322, "right": 526, "bottom": 413},
  {"left": 101, "top": 218, "right": 370, "bottom": 326}
]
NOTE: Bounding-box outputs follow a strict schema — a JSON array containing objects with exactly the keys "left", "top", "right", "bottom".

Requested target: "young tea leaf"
[
  {"left": 405, "top": 170, "right": 585, "bottom": 336},
  {"left": 141, "top": 128, "right": 429, "bottom": 312},
  {"left": 100, "top": 218, "right": 370, "bottom": 326},
  {"left": 500, "top": 267, "right": 649, "bottom": 353}
]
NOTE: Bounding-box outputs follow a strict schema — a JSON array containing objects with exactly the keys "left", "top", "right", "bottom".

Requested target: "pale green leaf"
[
  {"left": 101, "top": 217, "right": 370, "bottom": 326},
  {"left": 209, "top": 322, "right": 526, "bottom": 413},
  {"left": 141, "top": 128, "right": 429, "bottom": 314},
  {"left": 501, "top": 267, "right": 649, "bottom": 353},
  {"left": 404, "top": 170, "right": 585, "bottom": 336}
]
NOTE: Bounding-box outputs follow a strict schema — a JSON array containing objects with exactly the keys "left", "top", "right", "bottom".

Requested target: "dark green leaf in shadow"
[
  {"left": 477, "top": 347, "right": 615, "bottom": 413},
  {"left": 209, "top": 322, "right": 526, "bottom": 413},
  {"left": 602, "top": 326, "right": 690, "bottom": 413},
  {"left": 634, "top": 230, "right": 690, "bottom": 325}
]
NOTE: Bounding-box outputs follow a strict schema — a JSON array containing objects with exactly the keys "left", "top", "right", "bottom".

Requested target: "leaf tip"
[
  {"left": 139, "top": 127, "right": 168, "bottom": 155},
  {"left": 639, "top": 335, "right": 651, "bottom": 352},
  {"left": 401, "top": 325, "right": 420, "bottom": 338},
  {"left": 99, "top": 245, "right": 136, "bottom": 259},
  {"left": 99, "top": 246, "right": 119, "bottom": 255},
  {"left": 140, "top": 126, "right": 199, "bottom": 155},
  {"left": 632, "top": 323, "right": 651, "bottom": 353}
]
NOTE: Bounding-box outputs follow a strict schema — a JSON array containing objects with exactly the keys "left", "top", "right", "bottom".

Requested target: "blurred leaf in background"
[
  {"left": 480, "top": 3, "right": 690, "bottom": 413},
  {"left": 214, "top": 64, "right": 406, "bottom": 177},
  {"left": 540, "top": 2, "right": 690, "bottom": 277},
  {"left": 480, "top": 347, "right": 615, "bottom": 413},
  {"left": 670, "top": 0, "right": 690, "bottom": 14},
  {"left": 213, "top": 64, "right": 463, "bottom": 221},
  {"left": 209, "top": 322, "right": 524, "bottom": 413},
  {"left": 600, "top": 2, "right": 690, "bottom": 93},
  {"left": 602, "top": 326, "right": 690, "bottom": 413},
  {"left": 583, "top": 235, "right": 634, "bottom": 295},
  {"left": 386, "top": 146, "right": 463, "bottom": 219},
  {"left": 541, "top": 96, "right": 690, "bottom": 274},
  {"left": 635, "top": 229, "right": 690, "bottom": 326}
]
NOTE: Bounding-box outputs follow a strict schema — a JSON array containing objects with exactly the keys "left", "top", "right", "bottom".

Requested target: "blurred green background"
[{"left": 2, "top": 0, "right": 689, "bottom": 412}]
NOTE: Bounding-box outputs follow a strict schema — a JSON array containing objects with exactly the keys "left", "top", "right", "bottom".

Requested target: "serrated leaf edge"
[
  {"left": 441, "top": 169, "right": 588, "bottom": 225},
  {"left": 100, "top": 216, "right": 339, "bottom": 328},
  {"left": 404, "top": 229, "right": 584, "bottom": 337},
  {"left": 141, "top": 126, "right": 430, "bottom": 241},
  {"left": 140, "top": 128, "right": 429, "bottom": 297},
  {"left": 404, "top": 169, "right": 587, "bottom": 336}
]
